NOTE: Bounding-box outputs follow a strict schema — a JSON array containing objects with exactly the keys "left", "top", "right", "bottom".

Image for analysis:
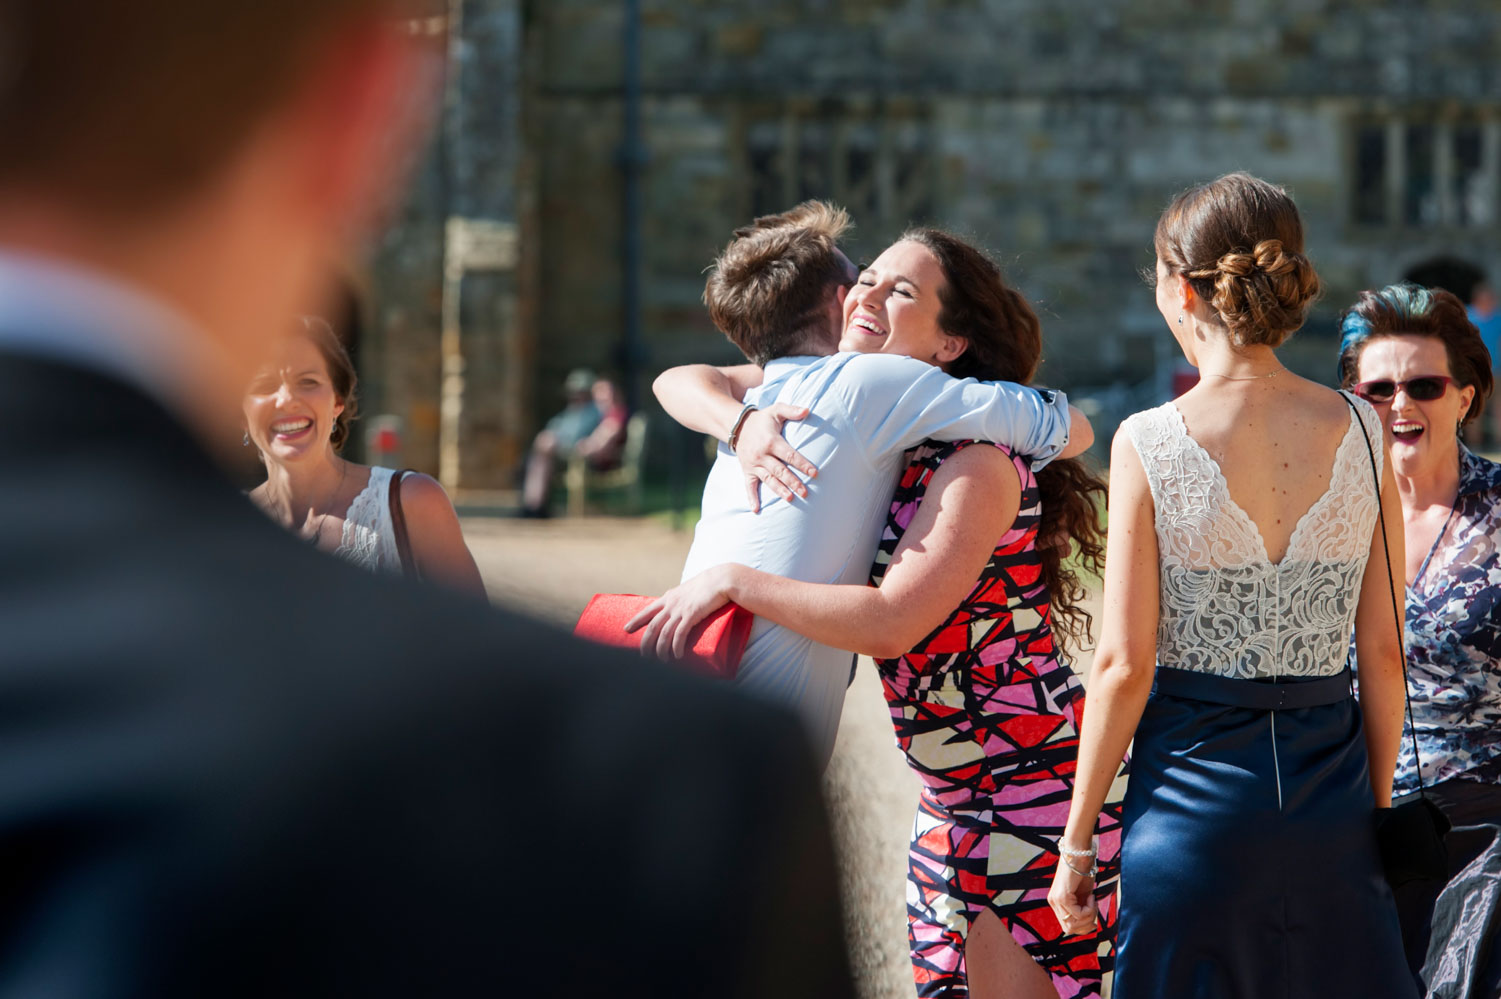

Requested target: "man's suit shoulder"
[{"left": 219, "top": 530, "right": 812, "bottom": 771}]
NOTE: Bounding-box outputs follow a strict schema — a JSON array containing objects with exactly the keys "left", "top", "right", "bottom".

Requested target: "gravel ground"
[{"left": 463, "top": 513, "right": 1099, "bottom": 999}]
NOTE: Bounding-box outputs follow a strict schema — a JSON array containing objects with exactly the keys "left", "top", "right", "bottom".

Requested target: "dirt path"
[{"left": 464, "top": 514, "right": 1099, "bottom": 999}]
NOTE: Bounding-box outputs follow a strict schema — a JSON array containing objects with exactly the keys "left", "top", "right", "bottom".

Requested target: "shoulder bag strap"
[
  {"left": 388, "top": 468, "right": 420, "bottom": 580},
  {"left": 1341, "top": 392, "right": 1426, "bottom": 797}
]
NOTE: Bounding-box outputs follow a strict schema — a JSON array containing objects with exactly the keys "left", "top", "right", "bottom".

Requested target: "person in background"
[
  {"left": 1464, "top": 280, "right": 1499, "bottom": 447},
  {"left": 1404, "top": 257, "right": 1501, "bottom": 447},
  {"left": 1338, "top": 283, "right": 1501, "bottom": 998},
  {"left": 584, "top": 376, "right": 631, "bottom": 467},
  {"left": 244, "top": 317, "right": 486, "bottom": 597},
  {"left": 520, "top": 366, "right": 629, "bottom": 516},
  {"left": 0, "top": 0, "right": 855, "bottom": 994}
]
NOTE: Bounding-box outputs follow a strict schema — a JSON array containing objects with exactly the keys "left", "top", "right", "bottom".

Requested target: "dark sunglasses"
[{"left": 1350, "top": 375, "right": 1456, "bottom": 404}]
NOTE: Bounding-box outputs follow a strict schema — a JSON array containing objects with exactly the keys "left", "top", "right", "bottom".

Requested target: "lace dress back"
[
  {"left": 334, "top": 466, "right": 403, "bottom": 575},
  {"left": 1121, "top": 392, "right": 1384, "bottom": 680}
]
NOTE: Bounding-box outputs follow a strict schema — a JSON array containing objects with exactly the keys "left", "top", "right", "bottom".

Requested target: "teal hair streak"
[{"left": 1338, "top": 282, "right": 1434, "bottom": 357}]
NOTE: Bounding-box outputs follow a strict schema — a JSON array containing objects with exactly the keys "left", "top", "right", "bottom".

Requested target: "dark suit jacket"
[{"left": 0, "top": 351, "right": 853, "bottom": 997}]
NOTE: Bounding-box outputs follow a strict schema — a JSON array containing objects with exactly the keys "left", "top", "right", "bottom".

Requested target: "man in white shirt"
[{"left": 652, "top": 203, "right": 1091, "bottom": 763}]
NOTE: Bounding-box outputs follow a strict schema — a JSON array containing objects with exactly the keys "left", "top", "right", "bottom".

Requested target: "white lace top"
[
  {"left": 1122, "top": 393, "right": 1384, "bottom": 680},
  {"left": 333, "top": 466, "right": 405, "bottom": 576}
]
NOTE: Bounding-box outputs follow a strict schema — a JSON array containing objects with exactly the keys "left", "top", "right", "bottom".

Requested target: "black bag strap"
[
  {"left": 388, "top": 468, "right": 420, "bottom": 580},
  {"left": 1340, "top": 392, "right": 1426, "bottom": 797}
]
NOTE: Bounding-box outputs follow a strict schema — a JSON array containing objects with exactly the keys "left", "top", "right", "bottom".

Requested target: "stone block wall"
[
  {"left": 365, "top": 0, "right": 1501, "bottom": 484},
  {"left": 530, "top": 0, "right": 1501, "bottom": 395}
]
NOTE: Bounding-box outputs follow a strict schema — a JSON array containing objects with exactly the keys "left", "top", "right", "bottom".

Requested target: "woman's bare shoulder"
[
  {"left": 1282, "top": 376, "right": 1362, "bottom": 432},
  {"left": 394, "top": 471, "right": 460, "bottom": 521}
]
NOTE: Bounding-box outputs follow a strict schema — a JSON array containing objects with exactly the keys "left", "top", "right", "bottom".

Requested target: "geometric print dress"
[{"left": 871, "top": 440, "right": 1128, "bottom": 998}]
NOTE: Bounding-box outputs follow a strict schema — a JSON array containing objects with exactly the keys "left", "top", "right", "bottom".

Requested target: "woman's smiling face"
[
  {"left": 242, "top": 335, "right": 344, "bottom": 463},
  {"left": 838, "top": 240, "right": 966, "bottom": 367},
  {"left": 1355, "top": 334, "right": 1475, "bottom": 481}
]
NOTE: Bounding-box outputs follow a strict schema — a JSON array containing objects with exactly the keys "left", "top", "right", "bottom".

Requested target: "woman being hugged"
[
  {"left": 243, "top": 317, "right": 486, "bottom": 597},
  {"left": 1049, "top": 173, "right": 1417, "bottom": 997},
  {"left": 637, "top": 229, "right": 1125, "bottom": 998},
  {"left": 1338, "top": 284, "right": 1501, "bottom": 995}
]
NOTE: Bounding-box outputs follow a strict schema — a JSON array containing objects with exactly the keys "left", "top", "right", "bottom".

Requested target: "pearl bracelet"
[{"left": 1058, "top": 840, "right": 1097, "bottom": 860}]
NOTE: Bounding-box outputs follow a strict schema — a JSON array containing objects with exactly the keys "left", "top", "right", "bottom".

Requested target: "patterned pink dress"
[{"left": 871, "top": 440, "right": 1127, "bottom": 998}]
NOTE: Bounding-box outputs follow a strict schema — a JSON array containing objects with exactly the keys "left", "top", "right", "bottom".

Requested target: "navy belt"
[{"left": 1152, "top": 666, "right": 1353, "bottom": 710}]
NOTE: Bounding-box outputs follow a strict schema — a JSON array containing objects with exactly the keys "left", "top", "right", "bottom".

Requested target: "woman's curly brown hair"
[{"left": 901, "top": 228, "right": 1107, "bottom": 656}]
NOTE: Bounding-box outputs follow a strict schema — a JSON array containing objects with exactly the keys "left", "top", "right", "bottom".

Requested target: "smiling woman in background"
[
  {"left": 244, "top": 317, "right": 486, "bottom": 598},
  {"left": 1338, "top": 284, "right": 1501, "bottom": 997}
]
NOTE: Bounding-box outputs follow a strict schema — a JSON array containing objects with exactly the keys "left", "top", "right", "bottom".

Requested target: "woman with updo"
[
  {"left": 1049, "top": 173, "right": 1417, "bottom": 996},
  {"left": 243, "top": 317, "right": 486, "bottom": 597},
  {"left": 1338, "top": 284, "right": 1501, "bottom": 997}
]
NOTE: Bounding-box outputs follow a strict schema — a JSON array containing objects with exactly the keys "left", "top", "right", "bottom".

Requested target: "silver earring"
[
  {"left": 1177, "top": 312, "right": 1184, "bottom": 326},
  {"left": 242, "top": 431, "right": 251, "bottom": 447}
]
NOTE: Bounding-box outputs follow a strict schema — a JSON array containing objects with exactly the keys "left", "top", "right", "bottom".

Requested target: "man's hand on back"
[{"left": 734, "top": 405, "right": 819, "bottom": 513}]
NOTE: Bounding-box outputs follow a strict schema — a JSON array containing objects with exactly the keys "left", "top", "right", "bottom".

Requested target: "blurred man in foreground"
[{"left": 0, "top": 2, "right": 852, "bottom": 995}]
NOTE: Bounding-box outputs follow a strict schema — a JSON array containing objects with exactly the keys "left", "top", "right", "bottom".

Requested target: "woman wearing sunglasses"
[{"left": 1338, "top": 283, "right": 1500, "bottom": 997}]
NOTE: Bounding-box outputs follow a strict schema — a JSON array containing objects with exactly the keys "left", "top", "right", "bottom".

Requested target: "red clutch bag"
[{"left": 573, "top": 593, "right": 753, "bottom": 680}]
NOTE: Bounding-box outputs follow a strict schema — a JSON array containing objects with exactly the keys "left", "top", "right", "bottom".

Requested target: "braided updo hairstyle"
[
  {"left": 901, "top": 228, "right": 1107, "bottom": 657},
  {"left": 1154, "top": 172, "right": 1322, "bottom": 348}
]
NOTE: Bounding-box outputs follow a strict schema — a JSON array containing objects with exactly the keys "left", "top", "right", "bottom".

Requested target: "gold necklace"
[{"left": 1200, "top": 367, "right": 1285, "bottom": 381}]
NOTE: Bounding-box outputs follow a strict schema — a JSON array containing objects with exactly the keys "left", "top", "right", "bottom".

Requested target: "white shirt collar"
[{"left": 0, "top": 249, "right": 226, "bottom": 419}]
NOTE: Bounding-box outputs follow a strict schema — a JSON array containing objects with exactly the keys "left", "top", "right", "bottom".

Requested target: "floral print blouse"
[{"left": 1396, "top": 447, "right": 1501, "bottom": 795}]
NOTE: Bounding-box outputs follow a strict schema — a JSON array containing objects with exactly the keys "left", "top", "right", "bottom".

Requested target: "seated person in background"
[
  {"left": 579, "top": 376, "right": 631, "bottom": 470},
  {"left": 521, "top": 367, "right": 627, "bottom": 516}
]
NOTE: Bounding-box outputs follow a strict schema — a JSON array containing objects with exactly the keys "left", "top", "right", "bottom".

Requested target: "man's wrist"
[{"left": 727, "top": 403, "right": 758, "bottom": 452}]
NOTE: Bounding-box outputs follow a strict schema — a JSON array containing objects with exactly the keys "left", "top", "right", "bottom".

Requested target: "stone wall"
[
  {"left": 364, "top": 0, "right": 533, "bottom": 488},
  {"left": 365, "top": 0, "right": 1501, "bottom": 483},
  {"left": 531, "top": 0, "right": 1501, "bottom": 395}
]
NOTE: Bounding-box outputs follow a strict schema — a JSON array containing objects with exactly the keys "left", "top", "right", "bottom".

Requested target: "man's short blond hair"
[{"left": 704, "top": 201, "right": 853, "bottom": 365}]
